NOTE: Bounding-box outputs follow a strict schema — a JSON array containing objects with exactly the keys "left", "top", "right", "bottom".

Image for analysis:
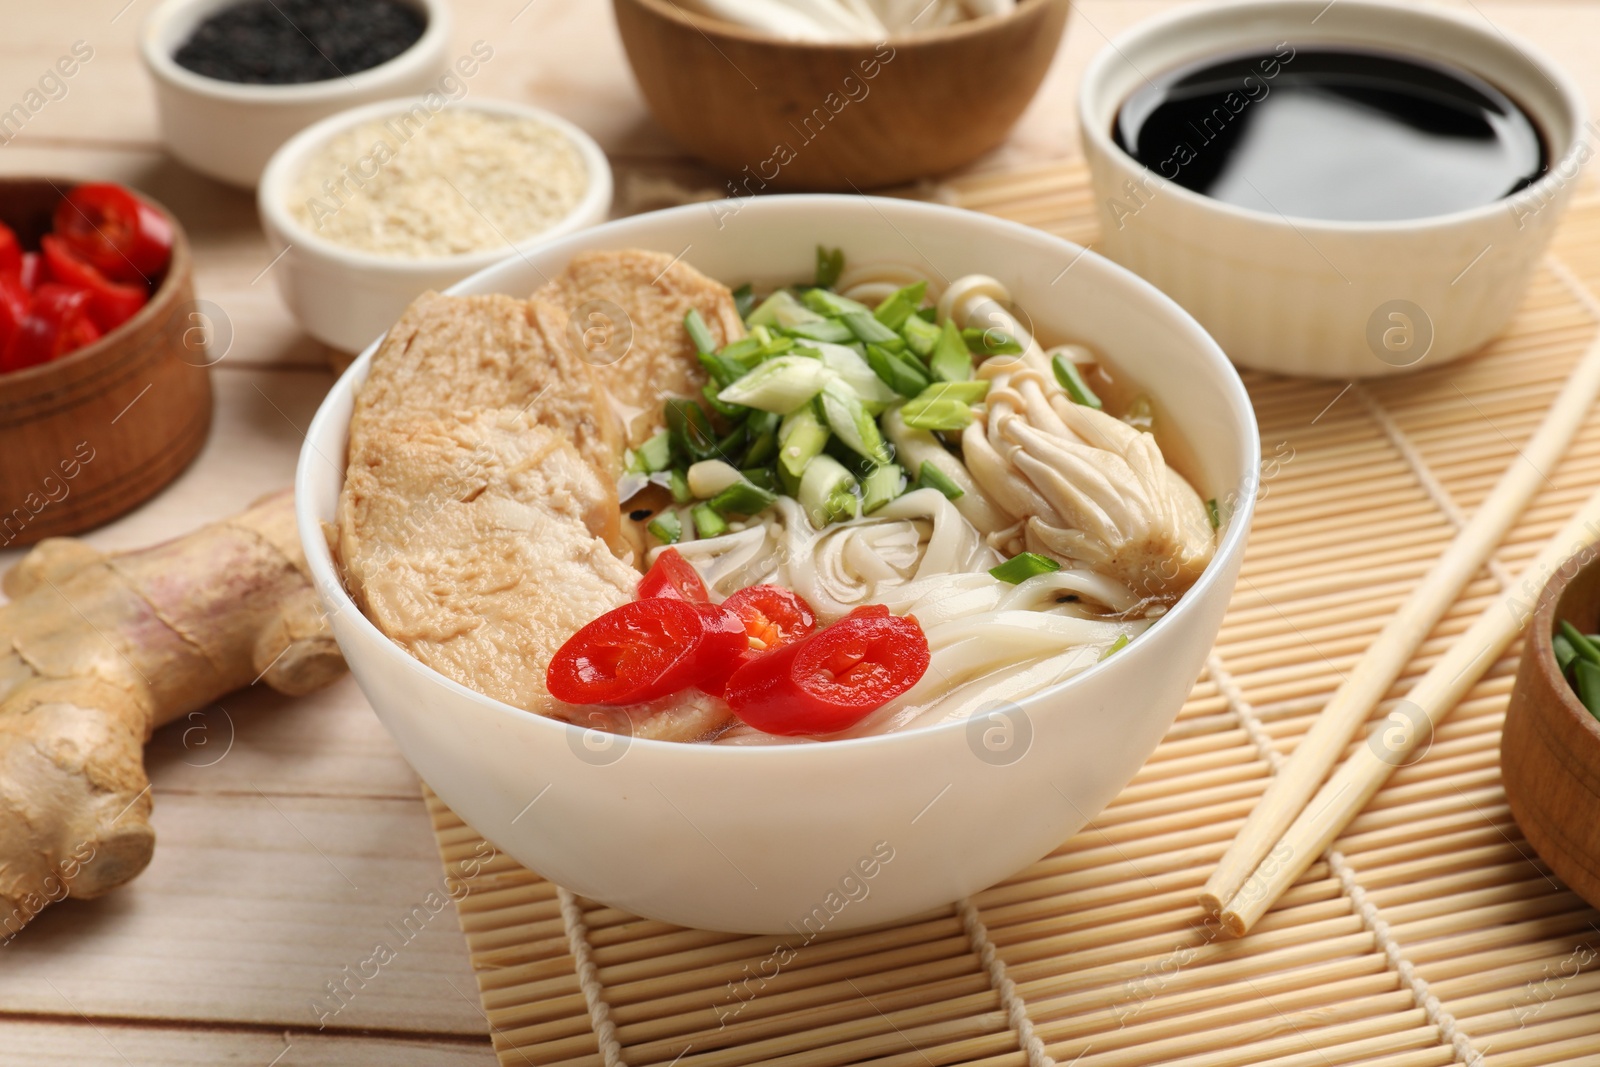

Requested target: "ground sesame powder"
[{"left": 290, "top": 107, "right": 590, "bottom": 259}]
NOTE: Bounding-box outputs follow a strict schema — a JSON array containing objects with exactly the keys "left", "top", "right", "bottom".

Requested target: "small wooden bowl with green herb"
[{"left": 1502, "top": 543, "right": 1600, "bottom": 910}]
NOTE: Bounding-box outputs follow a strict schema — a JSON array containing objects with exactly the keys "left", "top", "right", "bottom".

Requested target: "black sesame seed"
[
  {"left": 629, "top": 509, "right": 653, "bottom": 522},
  {"left": 173, "top": 0, "right": 426, "bottom": 85}
]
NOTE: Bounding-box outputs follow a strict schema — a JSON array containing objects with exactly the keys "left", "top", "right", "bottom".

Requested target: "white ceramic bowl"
[
  {"left": 140, "top": 0, "right": 453, "bottom": 189},
  {"left": 257, "top": 97, "right": 613, "bottom": 353},
  {"left": 1078, "top": 0, "right": 1589, "bottom": 379},
  {"left": 295, "top": 195, "right": 1260, "bottom": 933}
]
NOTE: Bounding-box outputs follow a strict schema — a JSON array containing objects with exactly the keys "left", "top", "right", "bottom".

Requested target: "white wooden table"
[{"left": 4, "top": 1, "right": 1598, "bottom": 1062}]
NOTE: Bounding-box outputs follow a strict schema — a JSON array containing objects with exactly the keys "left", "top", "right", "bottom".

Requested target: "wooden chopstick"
[
  {"left": 1219, "top": 484, "right": 1600, "bottom": 933},
  {"left": 1200, "top": 330, "right": 1600, "bottom": 918}
]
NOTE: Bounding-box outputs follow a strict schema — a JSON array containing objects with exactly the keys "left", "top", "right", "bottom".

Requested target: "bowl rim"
[
  {"left": 296, "top": 193, "right": 1261, "bottom": 761},
  {"left": 1076, "top": 0, "right": 1591, "bottom": 236},
  {"left": 139, "top": 0, "right": 452, "bottom": 106},
  {"left": 619, "top": 0, "right": 1059, "bottom": 48},
  {"left": 1529, "top": 544, "right": 1600, "bottom": 743},
  {"left": 0, "top": 177, "right": 192, "bottom": 387},
  {"left": 256, "top": 96, "right": 614, "bottom": 274}
]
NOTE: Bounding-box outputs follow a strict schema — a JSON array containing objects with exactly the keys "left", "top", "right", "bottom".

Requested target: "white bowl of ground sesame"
[{"left": 257, "top": 96, "right": 614, "bottom": 353}]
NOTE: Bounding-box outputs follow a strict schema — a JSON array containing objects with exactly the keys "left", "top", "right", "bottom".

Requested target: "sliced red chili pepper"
[
  {"left": 0, "top": 222, "right": 21, "bottom": 277},
  {"left": 42, "top": 235, "right": 148, "bottom": 334},
  {"left": 698, "top": 585, "right": 821, "bottom": 697},
  {"left": 18, "top": 252, "right": 41, "bottom": 292},
  {"left": 2, "top": 284, "right": 101, "bottom": 372},
  {"left": 547, "top": 598, "right": 745, "bottom": 707},
  {"left": 53, "top": 183, "right": 173, "bottom": 284},
  {"left": 725, "top": 606, "right": 930, "bottom": 736},
  {"left": 638, "top": 547, "right": 710, "bottom": 602}
]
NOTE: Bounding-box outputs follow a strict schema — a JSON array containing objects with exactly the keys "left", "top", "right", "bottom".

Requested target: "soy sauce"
[{"left": 1114, "top": 46, "right": 1547, "bottom": 222}]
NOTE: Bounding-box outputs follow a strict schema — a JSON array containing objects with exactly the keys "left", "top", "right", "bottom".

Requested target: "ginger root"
[{"left": 0, "top": 491, "right": 344, "bottom": 938}]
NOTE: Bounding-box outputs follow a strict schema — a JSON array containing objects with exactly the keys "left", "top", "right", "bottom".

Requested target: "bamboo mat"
[{"left": 424, "top": 163, "right": 1600, "bottom": 1067}]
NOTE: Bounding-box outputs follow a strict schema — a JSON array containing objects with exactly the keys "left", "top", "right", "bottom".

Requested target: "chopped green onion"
[
  {"left": 717, "top": 336, "right": 764, "bottom": 364},
  {"left": 668, "top": 468, "right": 692, "bottom": 504},
  {"left": 635, "top": 431, "right": 672, "bottom": 473},
  {"left": 647, "top": 510, "right": 682, "bottom": 545},
  {"left": 785, "top": 318, "right": 856, "bottom": 344},
  {"left": 760, "top": 335, "right": 795, "bottom": 359},
  {"left": 666, "top": 398, "right": 719, "bottom": 461},
  {"left": 860, "top": 463, "right": 906, "bottom": 514},
  {"left": 741, "top": 466, "right": 778, "bottom": 492},
  {"left": 901, "top": 313, "right": 941, "bottom": 358},
  {"left": 1123, "top": 395, "right": 1155, "bottom": 434},
  {"left": 812, "top": 343, "right": 898, "bottom": 408},
  {"left": 820, "top": 377, "right": 891, "bottom": 465},
  {"left": 748, "top": 290, "right": 823, "bottom": 329},
  {"left": 990, "top": 552, "right": 1062, "bottom": 585},
  {"left": 930, "top": 320, "right": 973, "bottom": 382},
  {"left": 732, "top": 283, "right": 756, "bottom": 320},
  {"left": 716, "top": 355, "right": 832, "bottom": 414},
  {"left": 778, "top": 406, "right": 830, "bottom": 478},
  {"left": 802, "top": 287, "right": 872, "bottom": 318},
  {"left": 699, "top": 349, "right": 749, "bottom": 389},
  {"left": 1206, "top": 498, "right": 1221, "bottom": 530},
  {"left": 1559, "top": 620, "right": 1600, "bottom": 666},
  {"left": 1052, "top": 353, "right": 1103, "bottom": 409},
  {"left": 917, "top": 461, "right": 964, "bottom": 500},
  {"left": 963, "top": 327, "right": 1024, "bottom": 355},
  {"left": 711, "top": 480, "right": 778, "bottom": 517},
  {"left": 1575, "top": 659, "right": 1600, "bottom": 721},
  {"left": 900, "top": 383, "right": 978, "bottom": 431},
  {"left": 691, "top": 502, "right": 728, "bottom": 539},
  {"left": 865, "top": 343, "right": 931, "bottom": 398},
  {"left": 873, "top": 282, "right": 928, "bottom": 332},
  {"left": 742, "top": 429, "right": 777, "bottom": 468},
  {"left": 684, "top": 308, "right": 717, "bottom": 354},
  {"left": 1100, "top": 634, "right": 1130, "bottom": 661},
  {"left": 920, "top": 380, "right": 989, "bottom": 404},
  {"left": 815, "top": 246, "right": 844, "bottom": 289},
  {"left": 702, "top": 382, "right": 745, "bottom": 419},
  {"left": 797, "top": 454, "right": 859, "bottom": 528},
  {"left": 842, "top": 310, "right": 901, "bottom": 346},
  {"left": 1554, "top": 632, "right": 1579, "bottom": 674}
]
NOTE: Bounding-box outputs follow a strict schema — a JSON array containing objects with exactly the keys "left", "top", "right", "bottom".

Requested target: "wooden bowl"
[
  {"left": 613, "top": 0, "right": 1071, "bottom": 191},
  {"left": 0, "top": 179, "right": 211, "bottom": 548},
  {"left": 1502, "top": 543, "right": 1600, "bottom": 910}
]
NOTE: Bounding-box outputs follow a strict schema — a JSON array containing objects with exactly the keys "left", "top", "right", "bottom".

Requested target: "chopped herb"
[
  {"left": 778, "top": 405, "right": 830, "bottom": 478},
  {"left": 748, "top": 290, "right": 822, "bottom": 329},
  {"left": 860, "top": 462, "right": 906, "bottom": 514},
  {"left": 820, "top": 377, "right": 891, "bottom": 465},
  {"left": 785, "top": 318, "right": 856, "bottom": 344},
  {"left": 920, "top": 380, "right": 989, "bottom": 404},
  {"left": 732, "top": 283, "right": 756, "bottom": 320},
  {"left": 698, "top": 349, "right": 749, "bottom": 389},
  {"left": 666, "top": 398, "right": 718, "bottom": 461},
  {"left": 635, "top": 431, "right": 672, "bottom": 473},
  {"left": 901, "top": 313, "right": 941, "bottom": 358},
  {"left": 930, "top": 320, "right": 973, "bottom": 382},
  {"left": 963, "top": 327, "right": 1024, "bottom": 355},
  {"left": 873, "top": 281, "right": 927, "bottom": 331},
  {"left": 797, "top": 454, "right": 859, "bottom": 528},
  {"left": 990, "top": 551, "right": 1062, "bottom": 584},
  {"left": 1052, "top": 353, "right": 1104, "bottom": 409},
  {"left": 702, "top": 381, "right": 746, "bottom": 419},
  {"left": 865, "top": 343, "right": 931, "bottom": 398},
  {"left": 741, "top": 466, "right": 778, "bottom": 492},
  {"left": 842, "top": 309, "right": 901, "bottom": 345},
  {"left": 900, "top": 396, "right": 973, "bottom": 432},
  {"left": 802, "top": 287, "right": 872, "bottom": 319},
  {"left": 668, "top": 468, "right": 692, "bottom": 504},
  {"left": 716, "top": 355, "right": 832, "bottom": 414},
  {"left": 815, "top": 245, "right": 845, "bottom": 289},
  {"left": 710, "top": 480, "right": 777, "bottom": 517},
  {"left": 647, "top": 510, "right": 681, "bottom": 544},
  {"left": 684, "top": 308, "right": 716, "bottom": 355},
  {"left": 917, "top": 461, "right": 964, "bottom": 500},
  {"left": 692, "top": 502, "right": 728, "bottom": 539},
  {"left": 1100, "top": 634, "right": 1130, "bottom": 660},
  {"left": 717, "top": 336, "right": 764, "bottom": 365},
  {"left": 742, "top": 428, "right": 777, "bottom": 468},
  {"left": 1206, "top": 498, "right": 1221, "bottom": 530}
]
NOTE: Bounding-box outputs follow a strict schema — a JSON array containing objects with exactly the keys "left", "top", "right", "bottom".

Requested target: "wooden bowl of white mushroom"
[{"left": 613, "top": 0, "right": 1070, "bottom": 190}]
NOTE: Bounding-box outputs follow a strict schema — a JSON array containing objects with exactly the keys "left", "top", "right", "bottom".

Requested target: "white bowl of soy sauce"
[{"left": 1078, "top": 0, "right": 1589, "bottom": 378}]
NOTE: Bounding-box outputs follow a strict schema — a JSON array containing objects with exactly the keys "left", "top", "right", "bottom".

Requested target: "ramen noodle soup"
[{"left": 334, "top": 248, "right": 1217, "bottom": 744}]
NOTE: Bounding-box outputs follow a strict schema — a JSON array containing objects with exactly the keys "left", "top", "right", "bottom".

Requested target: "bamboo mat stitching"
[
  {"left": 956, "top": 897, "right": 1053, "bottom": 1067},
  {"left": 559, "top": 885, "right": 627, "bottom": 1067}
]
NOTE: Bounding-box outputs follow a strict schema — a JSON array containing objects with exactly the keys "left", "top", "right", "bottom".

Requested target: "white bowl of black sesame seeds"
[{"left": 140, "top": 0, "right": 452, "bottom": 188}]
